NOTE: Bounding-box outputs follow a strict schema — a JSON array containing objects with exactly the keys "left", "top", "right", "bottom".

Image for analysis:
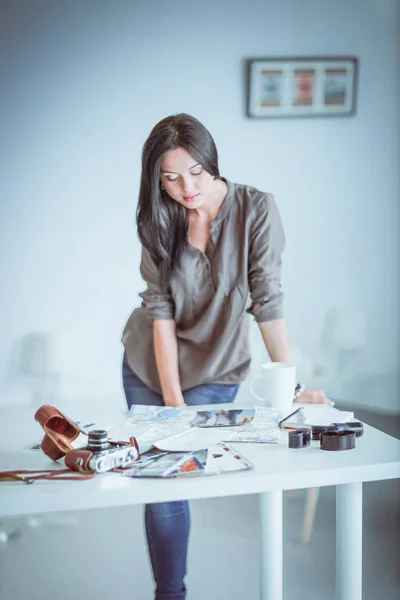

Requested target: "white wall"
[{"left": 1, "top": 0, "right": 399, "bottom": 411}]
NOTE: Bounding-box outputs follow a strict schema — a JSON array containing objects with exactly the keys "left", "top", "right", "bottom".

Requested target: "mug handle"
[{"left": 249, "top": 375, "right": 266, "bottom": 402}]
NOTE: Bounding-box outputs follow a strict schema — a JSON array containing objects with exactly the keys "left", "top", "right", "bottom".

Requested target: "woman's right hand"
[
  {"left": 163, "top": 393, "right": 186, "bottom": 407},
  {"left": 296, "top": 388, "right": 334, "bottom": 406}
]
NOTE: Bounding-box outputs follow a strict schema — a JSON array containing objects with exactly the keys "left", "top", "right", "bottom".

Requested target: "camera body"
[{"left": 64, "top": 430, "right": 139, "bottom": 474}]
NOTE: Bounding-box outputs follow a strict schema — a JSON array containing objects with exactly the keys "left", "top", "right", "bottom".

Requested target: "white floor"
[{"left": 1, "top": 478, "right": 399, "bottom": 600}]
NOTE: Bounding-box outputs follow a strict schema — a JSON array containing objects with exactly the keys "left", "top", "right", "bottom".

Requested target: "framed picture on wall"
[{"left": 247, "top": 57, "right": 358, "bottom": 118}]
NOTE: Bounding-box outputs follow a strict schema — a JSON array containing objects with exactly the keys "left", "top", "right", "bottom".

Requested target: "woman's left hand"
[{"left": 295, "top": 388, "right": 335, "bottom": 406}]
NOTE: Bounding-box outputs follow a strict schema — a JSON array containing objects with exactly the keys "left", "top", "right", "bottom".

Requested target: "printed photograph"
[
  {"left": 292, "top": 68, "right": 315, "bottom": 106},
  {"left": 324, "top": 67, "right": 349, "bottom": 105},
  {"left": 191, "top": 408, "right": 255, "bottom": 428},
  {"left": 124, "top": 451, "right": 194, "bottom": 478},
  {"left": 260, "top": 69, "right": 283, "bottom": 107}
]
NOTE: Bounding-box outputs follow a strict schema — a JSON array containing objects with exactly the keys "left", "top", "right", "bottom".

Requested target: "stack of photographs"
[{"left": 119, "top": 443, "right": 253, "bottom": 478}]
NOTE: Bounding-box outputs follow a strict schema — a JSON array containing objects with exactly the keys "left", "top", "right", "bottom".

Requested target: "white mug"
[{"left": 249, "top": 362, "right": 296, "bottom": 417}]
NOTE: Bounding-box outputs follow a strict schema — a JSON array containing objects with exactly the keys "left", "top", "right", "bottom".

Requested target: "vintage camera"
[
  {"left": 64, "top": 429, "right": 139, "bottom": 474},
  {"left": 34, "top": 405, "right": 139, "bottom": 474}
]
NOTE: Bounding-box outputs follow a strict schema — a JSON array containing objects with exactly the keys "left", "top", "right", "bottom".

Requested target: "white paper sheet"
[
  {"left": 154, "top": 427, "right": 229, "bottom": 452},
  {"left": 283, "top": 403, "right": 354, "bottom": 427}
]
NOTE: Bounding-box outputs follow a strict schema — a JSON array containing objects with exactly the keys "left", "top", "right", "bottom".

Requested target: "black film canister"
[
  {"left": 295, "top": 428, "right": 311, "bottom": 445},
  {"left": 310, "top": 425, "right": 330, "bottom": 441},
  {"left": 328, "top": 422, "right": 364, "bottom": 437},
  {"left": 288, "top": 429, "right": 310, "bottom": 448},
  {"left": 320, "top": 430, "right": 356, "bottom": 451}
]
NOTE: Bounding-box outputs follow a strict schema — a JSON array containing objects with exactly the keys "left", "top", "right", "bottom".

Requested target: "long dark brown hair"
[{"left": 136, "top": 113, "right": 220, "bottom": 292}]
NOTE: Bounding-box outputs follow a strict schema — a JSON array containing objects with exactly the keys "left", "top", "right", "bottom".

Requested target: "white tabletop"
[{"left": 1, "top": 405, "right": 399, "bottom": 519}]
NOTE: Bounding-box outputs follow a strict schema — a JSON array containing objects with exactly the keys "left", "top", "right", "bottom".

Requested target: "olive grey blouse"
[{"left": 122, "top": 179, "right": 285, "bottom": 394}]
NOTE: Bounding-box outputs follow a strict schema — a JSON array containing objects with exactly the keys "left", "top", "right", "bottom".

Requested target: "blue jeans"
[{"left": 122, "top": 355, "right": 239, "bottom": 600}]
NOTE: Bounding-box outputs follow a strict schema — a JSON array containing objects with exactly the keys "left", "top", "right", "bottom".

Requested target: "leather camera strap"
[{"left": 0, "top": 468, "right": 95, "bottom": 484}]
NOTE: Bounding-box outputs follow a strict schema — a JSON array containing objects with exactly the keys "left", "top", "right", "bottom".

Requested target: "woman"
[{"left": 121, "top": 113, "right": 331, "bottom": 600}]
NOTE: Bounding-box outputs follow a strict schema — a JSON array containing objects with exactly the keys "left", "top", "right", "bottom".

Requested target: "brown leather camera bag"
[{"left": 34, "top": 404, "right": 88, "bottom": 460}]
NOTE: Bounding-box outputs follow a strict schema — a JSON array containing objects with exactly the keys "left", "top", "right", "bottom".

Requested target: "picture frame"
[{"left": 247, "top": 57, "right": 358, "bottom": 118}]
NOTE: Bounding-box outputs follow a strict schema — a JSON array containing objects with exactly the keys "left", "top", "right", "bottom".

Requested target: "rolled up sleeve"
[
  {"left": 139, "top": 247, "right": 175, "bottom": 320},
  {"left": 247, "top": 194, "right": 286, "bottom": 323}
]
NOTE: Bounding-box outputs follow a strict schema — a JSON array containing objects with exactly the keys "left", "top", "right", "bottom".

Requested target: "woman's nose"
[{"left": 181, "top": 178, "right": 194, "bottom": 193}]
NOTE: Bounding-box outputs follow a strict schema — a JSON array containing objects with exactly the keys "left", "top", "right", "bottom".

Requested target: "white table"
[{"left": 0, "top": 405, "right": 399, "bottom": 600}]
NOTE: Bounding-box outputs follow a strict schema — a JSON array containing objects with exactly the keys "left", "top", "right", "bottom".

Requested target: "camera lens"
[{"left": 87, "top": 429, "right": 110, "bottom": 452}]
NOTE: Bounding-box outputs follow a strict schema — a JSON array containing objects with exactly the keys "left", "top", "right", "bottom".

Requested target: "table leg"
[
  {"left": 302, "top": 486, "right": 320, "bottom": 544},
  {"left": 260, "top": 490, "right": 283, "bottom": 600},
  {"left": 336, "top": 482, "right": 362, "bottom": 600}
]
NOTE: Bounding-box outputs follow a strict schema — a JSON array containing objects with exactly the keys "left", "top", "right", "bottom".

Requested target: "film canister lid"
[
  {"left": 320, "top": 430, "right": 356, "bottom": 451},
  {"left": 328, "top": 422, "right": 364, "bottom": 437},
  {"left": 288, "top": 429, "right": 311, "bottom": 448}
]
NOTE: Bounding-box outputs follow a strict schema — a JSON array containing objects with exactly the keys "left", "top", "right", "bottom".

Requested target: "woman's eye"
[
  {"left": 191, "top": 168, "right": 203, "bottom": 176},
  {"left": 166, "top": 175, "right": 179, "bottom": 182}
]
